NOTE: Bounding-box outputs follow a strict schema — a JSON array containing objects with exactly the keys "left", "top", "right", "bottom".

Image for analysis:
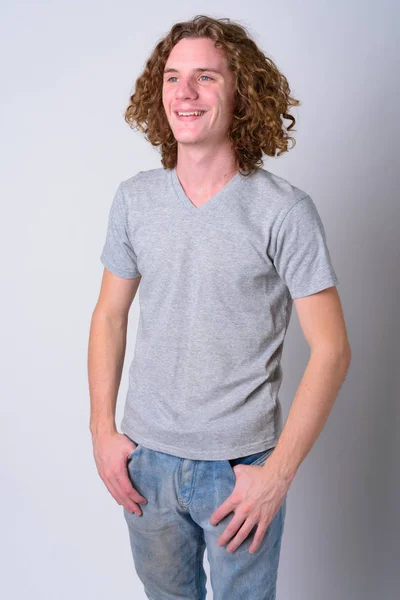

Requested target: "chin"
[{"left": 173, "top": 131, "right": 202, "bottom": 141}]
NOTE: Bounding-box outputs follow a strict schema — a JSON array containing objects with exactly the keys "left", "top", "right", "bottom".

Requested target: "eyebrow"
[{"left": 163, "top": 67, "right": 223, "bottom": 75}]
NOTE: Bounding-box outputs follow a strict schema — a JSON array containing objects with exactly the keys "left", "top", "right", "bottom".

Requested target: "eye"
[{"left": 165, "top": 75, "right": 212, "bottom": 83}]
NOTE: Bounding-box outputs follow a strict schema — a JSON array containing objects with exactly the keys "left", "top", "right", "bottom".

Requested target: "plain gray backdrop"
[{"left": 1, "top": 1, "right": 399, "bottom": 598}]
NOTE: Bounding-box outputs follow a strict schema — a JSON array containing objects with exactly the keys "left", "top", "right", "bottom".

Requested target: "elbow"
[{"left": 312, "top": 340, "right": 352, "bottom": 367}]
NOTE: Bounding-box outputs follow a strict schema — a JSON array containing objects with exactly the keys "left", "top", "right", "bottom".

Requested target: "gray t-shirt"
[{"left": 100, "top": 166, "right": 339, "bottom": 460}]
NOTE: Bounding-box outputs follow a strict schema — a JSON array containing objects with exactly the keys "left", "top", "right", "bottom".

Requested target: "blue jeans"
[{"left": 123, "top": 437, "right": 287, "bottom": 600}]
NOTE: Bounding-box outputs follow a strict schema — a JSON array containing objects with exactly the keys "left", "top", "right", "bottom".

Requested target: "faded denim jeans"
[{"left": 123, "top": 436, "right": 287, "bottom": 600}]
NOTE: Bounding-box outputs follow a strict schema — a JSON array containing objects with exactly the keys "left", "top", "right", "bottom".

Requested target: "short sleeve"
[
  {"left": 273, "top": 195, "right": 339, "bottom": 299},
  {"left": 100, "top": 182, "right": 140, "bottom": 278}
]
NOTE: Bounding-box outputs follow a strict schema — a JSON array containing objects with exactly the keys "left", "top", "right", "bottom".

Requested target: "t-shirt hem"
[
  {"left": 100, "top": 253, "right": 140, "bottom": 278},
  {"left": 121, "top": 424, "right": 277, "bottom": 461},
  {"left": 289, "top": 276, "right": 339, "bottom": 299}
]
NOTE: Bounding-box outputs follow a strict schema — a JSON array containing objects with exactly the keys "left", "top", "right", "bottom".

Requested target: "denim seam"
[{"left": 176, "top": 459, "right": 198, "bottom": 508}]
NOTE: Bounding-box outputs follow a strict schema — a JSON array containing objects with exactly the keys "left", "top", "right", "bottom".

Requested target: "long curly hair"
[{"left": 124, "top": 15, "right": 301, "bottom": 175}]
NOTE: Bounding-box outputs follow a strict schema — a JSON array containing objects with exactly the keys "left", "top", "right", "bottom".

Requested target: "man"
[{"left": 88, "top": 15, "right": 351, "bottom": 600}]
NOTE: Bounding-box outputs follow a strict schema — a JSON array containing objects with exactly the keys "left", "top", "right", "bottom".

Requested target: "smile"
[{"left": 174, "top": 111, "right": 207, "bottom": 121}]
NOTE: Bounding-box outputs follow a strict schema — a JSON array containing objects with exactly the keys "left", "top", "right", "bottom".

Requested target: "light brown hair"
[{"left": 124, "top": 15, "right": 300, "bottom": 175}]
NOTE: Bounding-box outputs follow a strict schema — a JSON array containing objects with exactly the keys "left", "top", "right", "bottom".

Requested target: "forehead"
[{"left": 165, "top": 37, "right": 229, "bottom": 71}]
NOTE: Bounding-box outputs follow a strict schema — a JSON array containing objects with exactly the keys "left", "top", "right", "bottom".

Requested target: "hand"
[
  {"left": 209, "top": 462, "right": 290, "bottom": 554},
  {"left": 92, "top": 430, "right": 147, "bottom": 515}
]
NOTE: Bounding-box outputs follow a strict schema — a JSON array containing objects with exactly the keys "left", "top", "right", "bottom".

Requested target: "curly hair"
[{"left": 124, "top": 15, "right": 301, "bottom": 175}]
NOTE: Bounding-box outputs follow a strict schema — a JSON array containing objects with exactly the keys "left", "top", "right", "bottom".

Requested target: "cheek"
[{"left": 162, "top": 89, "right": 171, "bottom": 110}]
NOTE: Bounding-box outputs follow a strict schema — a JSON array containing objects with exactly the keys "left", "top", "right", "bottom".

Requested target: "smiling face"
[{"left": 162, "top": 37, "right": 237, "bottom": 150}]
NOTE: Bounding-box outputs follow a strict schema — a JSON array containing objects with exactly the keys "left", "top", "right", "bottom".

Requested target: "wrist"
[
  {"left": 262, "top": 452, "right": 297, "bottom": 485},
  {"left": 90, "top": 422, "right": 118, "bottom": 438}
]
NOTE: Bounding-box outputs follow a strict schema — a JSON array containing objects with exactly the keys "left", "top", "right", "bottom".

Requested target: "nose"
[{"left": 175, "top": 78, "right": 198, "bottom": 101}]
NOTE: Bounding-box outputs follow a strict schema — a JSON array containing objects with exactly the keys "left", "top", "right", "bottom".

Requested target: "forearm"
[
  {"left": 265, "top": 347, "right": 351, "bottom": 483},
  {"left": 88, "top": 310, "right": 128, "bottom": 437}
]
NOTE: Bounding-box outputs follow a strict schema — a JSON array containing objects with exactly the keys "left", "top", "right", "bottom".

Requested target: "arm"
[
  {"left": 88, "top": 268, "right": 147, "bottom": 515},
  {"left": 264, "top": 286, "right": 352, "bottom": 483},
  {"left": 88, "top": 267, "right": 141, "bottom": 437},
  {"left": 209, "top": 285, "right": 350, "bottom": 553}
]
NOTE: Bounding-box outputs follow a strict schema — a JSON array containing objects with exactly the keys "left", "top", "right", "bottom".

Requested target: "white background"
[{"left": 1, "top": 1, "right": 399, "bottom": 598}]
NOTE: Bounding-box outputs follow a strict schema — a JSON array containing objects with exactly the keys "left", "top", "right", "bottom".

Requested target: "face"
[{"left": 162, "top": 37, "right": 237, "bottom": 149}]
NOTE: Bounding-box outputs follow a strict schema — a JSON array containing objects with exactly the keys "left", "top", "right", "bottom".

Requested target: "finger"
[
  {"left": 113, "top": 480, "right": 145, "bottom": 514},
  {"left": 118, "top": 462, "right": 147, "bottom": 501},
  {"left": 106, "top": 472, "right": 144, "bottom": 514},
  {"left": 249, "top": 521, "right": 269, "bottom": 554},
  {"left": 226, "top": 517, "right": 259, "bottom": 553},
  {"left": 118, "top": 468, "right": 148, "bottom": 504},
  {"left": 217, "top": 511, "right": 247, "bottom": 548},
  {"left": 115, "top": 469, "right": 148, "bottom": 509},
  {"left": 210, "top": 496, "right": 236, "bottom": 526}
]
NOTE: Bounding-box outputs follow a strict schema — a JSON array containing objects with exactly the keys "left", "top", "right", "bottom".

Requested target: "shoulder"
[
  {"left": 121, "top": 167, "right": 168, "bottom": 193},
  {"left": 116, "top": 167, "right": 169, "bottom": 214},
  {"left": 251, "top": 167, "right": 309, "bottom": 212}
]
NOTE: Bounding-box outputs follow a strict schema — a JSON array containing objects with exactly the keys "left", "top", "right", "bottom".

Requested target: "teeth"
[{"left": 177, "top": 111, "right": 204, "bottom": 116}]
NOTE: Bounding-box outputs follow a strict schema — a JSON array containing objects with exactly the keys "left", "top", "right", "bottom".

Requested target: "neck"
[{"left": 175, "top": 144, "right": 239, "bottom": 194}]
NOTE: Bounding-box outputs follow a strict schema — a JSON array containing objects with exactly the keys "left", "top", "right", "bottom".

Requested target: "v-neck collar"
[{"left": 169, "top": 167, "right": 242, "bottom": 216}]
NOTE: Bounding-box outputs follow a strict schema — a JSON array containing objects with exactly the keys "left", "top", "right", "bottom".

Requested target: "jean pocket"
[
  {"left": 127, "top": 441, "right": 140, "bottom": 461},
  {"left": 249, "top": 446, "right": 275, "bottom": 466},
  {"left": 228, "top": 446, "right": 275, "bottom": 469}
]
